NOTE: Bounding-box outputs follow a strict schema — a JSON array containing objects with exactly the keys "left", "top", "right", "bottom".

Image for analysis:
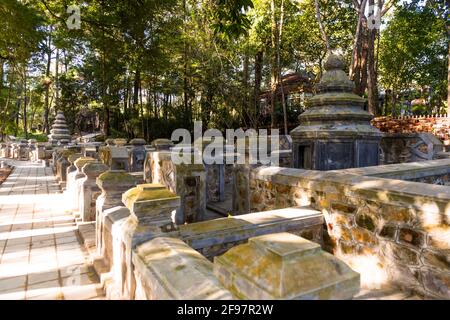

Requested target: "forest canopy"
[{"left": 0, "top": 0, "right": 448, "bottom": 142}]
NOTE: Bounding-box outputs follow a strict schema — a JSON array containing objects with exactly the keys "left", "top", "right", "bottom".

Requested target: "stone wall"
[
  {"left": 372, "top": 116, "right": 450, "bottom": 147},
  {"left": 248, "top": 162, "right": 450, "bottom": 299}
]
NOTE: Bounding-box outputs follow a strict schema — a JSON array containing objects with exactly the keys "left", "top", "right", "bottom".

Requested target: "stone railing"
[
  {"left": 247, "top": 162, "right": 450, "bottom": 299},
  {"left": 90, "top": 179, "right": 358, "bottom": 300}
]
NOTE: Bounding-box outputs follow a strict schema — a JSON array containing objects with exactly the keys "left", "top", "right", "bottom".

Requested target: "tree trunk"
[
  {"left": 350, "top": 0, "right": 368, "bottom": 80},
  {"left": 314, "top": 0, "right": 331, "bottom": 52},
  {"left": 44, "top": 28, "right": 52, "bottom": 134},
  {"left": 253, "top": 51, "right": 263, "bottom": 129},
  {"left": 23, "top": 67, "right": 28, "bottom": 138},
  {"left": 447, "top": 40, "right": 450, "bottom": 116},
  {"left": 367, "top": 0, "right": 378, "bottom": 115},
  {"left": 55, "top": 48, "right": 60, "bottom": 113},
  {"left": 270, "top": 0, "right": 279, "bottom": 129},
  {"left": 278, "top": 0, "right": 288, "bottom": 135}
]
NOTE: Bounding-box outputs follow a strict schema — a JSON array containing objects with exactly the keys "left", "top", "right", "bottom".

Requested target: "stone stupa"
[
  {"left": 290, "top": 54, "right": 382, "bottom": 170},
  {"left": 48, "top": 111, "right": 72, "bottom": 146}
]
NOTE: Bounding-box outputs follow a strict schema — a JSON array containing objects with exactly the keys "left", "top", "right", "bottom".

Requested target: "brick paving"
[{"left": 0, "top": 159, "right": 103, "bottom": 300}]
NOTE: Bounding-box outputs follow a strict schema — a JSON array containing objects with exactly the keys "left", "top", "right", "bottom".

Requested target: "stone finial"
[
  {"left": 151, "top": 138, "right": 174, "bottom": 151},
  {"left": 82, "top": 162, "right": 109, "bottom": 178},
  {"left": 214, "top": 232, "right": 360, "bottom": 300},
  {"left": 317, "top": 54, "right": 354, "bottom": 93},
  {"left": 114, "top": 138, "right": 127, "bottom": 147},
  {"left": 74, "top": 157, "right": 96, "bottom": 172},
  {"left": 122, "top": 183, "right": 179, "bottom": 227},
  {"left": 130, "top": 138, "right": 146, "bottom": 146},
  {"left": 324, "top": 53, "right": 345, "bottom": 71},
  {"left": 97, "top": 170, "right": 136, "bottom": 191}
]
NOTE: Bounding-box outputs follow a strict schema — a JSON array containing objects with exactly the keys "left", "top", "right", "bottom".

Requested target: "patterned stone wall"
[
  {"left": 379, "top": 133, "right": 444, "bottom": 164},
  {"left": 372, "top": 116, "right": 450, "bottom": 146},
  {"left": 249, "top": 166, "right": 450, "bottom": 299}
]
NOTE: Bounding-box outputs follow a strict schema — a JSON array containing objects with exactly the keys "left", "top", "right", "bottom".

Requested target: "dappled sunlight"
[{"left": 344, "top": 254, "right": 390, "bottom": 290}]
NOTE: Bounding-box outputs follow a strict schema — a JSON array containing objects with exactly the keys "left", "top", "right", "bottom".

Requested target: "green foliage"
[{"left": 379, "top": 2, "right": 448, "bottom": 111}]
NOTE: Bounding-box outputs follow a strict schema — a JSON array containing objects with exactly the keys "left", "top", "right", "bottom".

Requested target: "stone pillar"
[
  {"left": 147, "top": 150, "right": 206, "bottom": 224},
  {"left": 214, "top": 232, "right": 360, "bottom": 299},
  {"left": 119, "top": 184, "right": 180, "bottom": 299},
  {"left": 83, "top": 142, "right": 102, "bottom": 159},
  {"left": 18, "top": 139, "right": 29, "bottom": 161},
  {"left": 65, "top": 153, "right": 83, "bottom": 200},
  {"left": 95, "top": 170, "right": 136, "bottom": 262},
  {"left": 70, "top": 157, "right": 96, "bottom": 214},
  {"left": 129, "top": 138, "right": 147, "bottom": 172},
  {"left": 232, "top": 136, "right": 261, "bottom": 215},
  {"left": 56, "top": 150, "right": 75, "bottom": 183},
  {"left": 79, "top": 162, "right": 109, "bottom": 222},
  {"left": 28, "top": 139, "right": 37, "bottom": 162}
]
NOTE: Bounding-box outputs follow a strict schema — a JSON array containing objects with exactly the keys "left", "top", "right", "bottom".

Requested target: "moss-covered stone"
[
  {"left": 355, "top": 213, "right": 376, "bottom": 232},
  {"left": 398, "top": 228, "right": 425, "bottom": 247},
  {"left": 379, "top": 224, "right": 397, "bottom": 240},
  {"left": 331, "top": 202, "right": 356, "bottom": 214}
]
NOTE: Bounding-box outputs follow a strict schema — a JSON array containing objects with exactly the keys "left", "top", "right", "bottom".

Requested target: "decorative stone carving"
[
  {"left": 290, "top": 54, "right": 382, "bottom": 170},
  {"left": 214, "top": 232, "right": 360, "bottom": 299}
]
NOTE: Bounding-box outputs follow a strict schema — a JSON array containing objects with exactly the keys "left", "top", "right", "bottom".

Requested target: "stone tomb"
[{"left": 290, "top": 54, "right": 382, "bottom": 170}]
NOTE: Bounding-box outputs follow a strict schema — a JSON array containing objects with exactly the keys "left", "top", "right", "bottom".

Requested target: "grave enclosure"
[{"left": 1, "top": 55, "right": 449, "bottom": 300}]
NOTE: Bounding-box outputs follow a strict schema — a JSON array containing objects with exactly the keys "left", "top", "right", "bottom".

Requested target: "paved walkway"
[{"left": 0, "top": 159, "right": 103, "bottom": 300}]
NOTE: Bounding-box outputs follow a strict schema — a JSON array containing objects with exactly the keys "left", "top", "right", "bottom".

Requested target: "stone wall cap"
[
  {"left": 250, "top": 233, "right": 321, "bottom": 259},
  {"left": 74, "top": 157, "right": 96, "bottom": 170},
  {"left": 122, "top": 183, "right": 179, "bottom": 210},
  {"left": 214, "top": 232, "right": 360, "bottom": 299}
]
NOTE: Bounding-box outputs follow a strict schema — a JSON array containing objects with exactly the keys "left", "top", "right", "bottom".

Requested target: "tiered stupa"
[
  {"left": 48, "top": 111, "right": 72, "bottom": 145},
  {"left": 290, "top": 54, "right": 382, "bottom": 170}
]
